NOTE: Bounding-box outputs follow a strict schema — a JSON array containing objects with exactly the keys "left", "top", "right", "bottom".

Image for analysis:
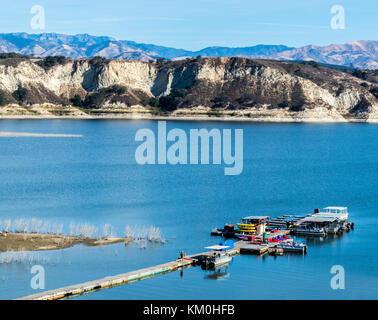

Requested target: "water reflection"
[
  {"left": 295, "top": 232, "right": 348, "bottom": 246},
  {"left": 204, "top": 264, "right": 230, "bottom": 280}
]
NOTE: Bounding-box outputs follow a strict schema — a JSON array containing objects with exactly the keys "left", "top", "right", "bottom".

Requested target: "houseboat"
[{"left": 293, "top": 206, "right": 351, "bottom": 236}]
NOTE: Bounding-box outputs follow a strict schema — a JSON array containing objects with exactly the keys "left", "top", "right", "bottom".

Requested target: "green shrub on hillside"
[
  {"left": 350, "top": 96, "right": 372, "bottom": 113},
  {"left": 308, "top": 60, "right": 319, "bottom": 68},
  {"left": 149, "top": 88, "right": 188, "bottom": 111},
  {"left": 89, "top": 56, "right": 108, "bottom": 67},
  {"left": 352, "top": 69, "right": 368, "bottom": 80},
  {"left": 211, "top": 93, "right": 229, "bottom": 108},
  {"left": 70, "top": 95, "right": 83, "bottom": 107},
  {"left": 155, "top": 58, "right": 166, "bottom": 68},
  {"left": 237, "top": 93, "right": 253, "bottom": 104},
  {"left": 0, "top": 92, "right": 8, "bottom": 106},
  {"left": 370, "top": 87, "right": 378, "bottom": 98},
  {"left": 83, "top": 93, "right": 101, "bottom": 108},
  {"left": 278, "top": 101, "right": 290, "bottom": 108},
  {"left": 36, "top": 56, "right": 67, "bottom": 70},
  {"left": 157, "top": 95, "right": 180, "bottom": 111},
  {"left": 149, "top": 97, "right": 159, "bottom": 108},
  {"left": 12, "top": 86, "right": 28, "bottom": 105},
  {"left": 0, "top": 53, "right": 30, "bottom": 59},
  {"left": 82, "top": 85, "right": 127, "bottom": 108}
]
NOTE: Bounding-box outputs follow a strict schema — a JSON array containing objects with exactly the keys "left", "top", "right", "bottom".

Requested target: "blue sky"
[{"left": 0, "top": 0, "right": 376, "bottom": 50}]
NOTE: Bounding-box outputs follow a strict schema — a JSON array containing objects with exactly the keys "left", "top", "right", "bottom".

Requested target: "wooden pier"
[
  {"left": 17, "top": 230, "right": 291, "bottom": 300},
  {"left": 17, "top": 258, "right": 195, "bottom": 300},
  {"left": 17, "top": 247, "right": 240, "bottom": 300},
  {"left": 238, "top": 243, "right": 270, "bottom": 255}
]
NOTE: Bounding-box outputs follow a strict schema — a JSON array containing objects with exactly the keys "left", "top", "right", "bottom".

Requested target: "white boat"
[
  {"left": 294, "top": 206, "right": 350, "bottom": 236},
  {"left": 314, "top": 207, "right": 349, "bottom": 221},
  {"left": 202, "top": 245, "right": 232, "bottom": 269},
  {"left": 294, "top": 226, "right": 326, "bottom": 236},
  {"left": 276, "top": 242, "right": 307, "bottom": 253}
]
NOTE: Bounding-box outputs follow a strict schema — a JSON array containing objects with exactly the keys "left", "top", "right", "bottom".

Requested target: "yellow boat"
[
  {"left": 236, "top": 216, "right": 270, "bottom": 235},
  {"left": 237, "top": 223, "right": 256, "bottom": 229},
  {"left": 237, "top": 223, "right": 256, "bottom": 228},
  {"left": 236, "top": 223, "right": 256, "bottom": 234}
]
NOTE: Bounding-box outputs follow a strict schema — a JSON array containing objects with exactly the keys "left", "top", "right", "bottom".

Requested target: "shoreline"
[{"left": 0, "top": 113, "right": 377, "bottom": 123}]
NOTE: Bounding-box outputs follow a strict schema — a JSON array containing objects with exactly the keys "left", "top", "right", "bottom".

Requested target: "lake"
[{"left": 0, "top": 119, "right": 377, "bottom": 299}]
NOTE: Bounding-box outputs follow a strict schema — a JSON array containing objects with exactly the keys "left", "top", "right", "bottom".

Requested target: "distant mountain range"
[{"left": 0, "top": 33, "right": 377, "bottom": 69}]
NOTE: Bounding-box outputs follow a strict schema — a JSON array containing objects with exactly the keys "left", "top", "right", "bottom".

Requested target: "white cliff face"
[
  {"left": 0, "top": 60, "right": 87, "bottom": 94},
  {"left": 197, "top": 62, "right": 227, "bottom": 83},
  {"left": 100, "top": 60, "right": 157, "bottom": 94},
  {"left": 196, "top": 59, "right": 376, "bottom": 115},
  {"left": 0, "top": 59, "right": 158, "bottom": 96},
  {"left": 0, "top": 57, "right": 376, "bottom": 121},
  {"left": 0, "top": 61, "right": 45, "bottom": 92}
]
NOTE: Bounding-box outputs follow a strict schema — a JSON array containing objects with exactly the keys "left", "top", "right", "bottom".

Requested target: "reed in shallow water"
[
  {"left": 0, "top": 218, "right": 166, "bottom": 257},
  {"left": 124, "top": 225, "right": 165, "bottom": 244}
]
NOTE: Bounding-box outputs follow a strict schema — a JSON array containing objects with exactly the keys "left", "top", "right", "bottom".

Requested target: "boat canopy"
[
  {"left": 242, "top": 216, "right": 269, "bottom": 222},
  {"left": 323, "top": 207, "right": 348, "bottom": 213},
  {"left": 302, "top": 216, "right": 339, "bottom": 223},
  {"left": 205, "top": 245, "right": 230, "bottom": 251}
]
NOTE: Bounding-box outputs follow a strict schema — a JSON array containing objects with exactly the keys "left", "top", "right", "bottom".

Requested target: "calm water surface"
[{"left": 0, "top": 120, "right": 377, "bottom": 299}]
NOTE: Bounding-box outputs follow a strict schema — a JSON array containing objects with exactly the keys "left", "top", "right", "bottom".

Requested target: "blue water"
[{"left": 0, "top": 120, "right": 377, "bottom": 299}]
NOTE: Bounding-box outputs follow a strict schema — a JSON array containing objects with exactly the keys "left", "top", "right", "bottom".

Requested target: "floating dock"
[
  {"left": 17, "top": 230, "right": 301, "bottom": 300},
  {"left": 17, "top": 258, "right": 195, "bottom": 300},
  {"left": 17, "top": 207, "right": 353, "bottom": 300},
  {"left": 17, "top": 246, "right": 240, "bottom": 300},
  {"left": 233, "top": 230, "right": 291, "bottom": 255},
  {"left": 238, "top": 243, "right": 270, "bottom": 255}
]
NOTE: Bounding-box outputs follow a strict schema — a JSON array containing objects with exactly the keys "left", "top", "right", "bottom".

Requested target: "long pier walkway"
[
  {"left": 18, "top": 257, "right": 195, "bottom": 300},
  {"left": 18, "top": 230, "right": 289, "bottom": 300},
  {"left": 18, "top": 247, "right": 239, "bottom": 300}
]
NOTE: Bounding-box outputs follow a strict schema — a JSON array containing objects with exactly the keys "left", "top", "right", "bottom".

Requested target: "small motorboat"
[
  {"left": 276, "top": 242, "right": 307, "bottom": 254},
  {"left": 202, "top": 252, "right": 232, "bottom": 269},
  {"left": 201, "top": 245, "right": 232, "bottom": 269},
  {"left": 210, "top": 224, "right": 235, "bottom": 238},
  {"left": 294, "top": 226, "right": 326, "bottom": 237},
  {"left": 210, "top": 228, "right": 223, "bottom": 236}
]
